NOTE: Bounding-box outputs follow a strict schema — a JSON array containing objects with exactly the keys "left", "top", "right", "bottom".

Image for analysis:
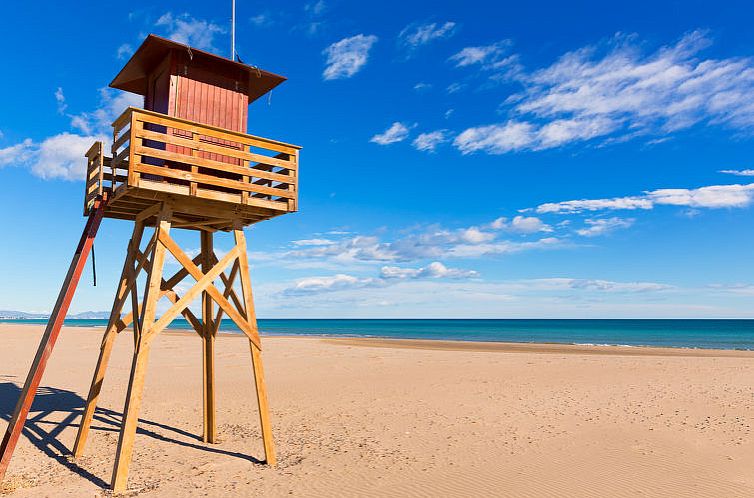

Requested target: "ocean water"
[{"left": 3, "top": 318, "right": 754, "bottom": 350}]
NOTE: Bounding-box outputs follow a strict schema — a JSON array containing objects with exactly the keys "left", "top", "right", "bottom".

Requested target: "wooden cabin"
[{"left": 84, "top": 34, "right": 300, "bottom": 231}]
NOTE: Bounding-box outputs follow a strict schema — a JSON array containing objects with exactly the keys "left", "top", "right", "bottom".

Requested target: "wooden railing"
[{"left": 109, "top": 107, "right": 300, "bottom": 212}]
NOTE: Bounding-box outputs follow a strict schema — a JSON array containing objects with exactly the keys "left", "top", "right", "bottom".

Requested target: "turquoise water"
[{"left": 3, "top": 318, "right": 754, "bottom": 350}]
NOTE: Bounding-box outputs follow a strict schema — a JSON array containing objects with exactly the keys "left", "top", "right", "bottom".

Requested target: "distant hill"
[
  {"left": 0, "top": 310, "right": 49, "bottom": 319},
  {"left": 0, "top": 310, "right": 110, "bottom": 319}
]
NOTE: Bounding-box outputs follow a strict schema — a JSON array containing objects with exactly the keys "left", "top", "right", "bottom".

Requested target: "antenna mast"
[{"left": 231, "top": 0, "right": 236, "bottom": 60}]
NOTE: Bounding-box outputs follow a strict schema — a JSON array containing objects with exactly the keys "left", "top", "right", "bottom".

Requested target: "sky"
[{"left": 1, "top": 0, "right": 754, "bottom": 318}]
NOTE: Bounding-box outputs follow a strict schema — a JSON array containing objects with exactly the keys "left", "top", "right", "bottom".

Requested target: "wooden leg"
[
  {"left": 73, "top": 223, "right": 145, "bottom": 458},
  {"left": 111, "top": 340, "right": 153, "bottom": 492},
  {"left": 111, "top": 204, "right": 171, "bottom": 492},
  {"left": 0, "top": 198, "right": 105, "bottom": 482},
  {"left": 201, "top": 231, "right": 216, "bottom": 443},
  {"left": 234, "top": 229, "right": 276, "bottom": 465}
]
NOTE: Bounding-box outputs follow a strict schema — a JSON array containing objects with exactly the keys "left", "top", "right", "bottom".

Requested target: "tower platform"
[{"left": 85, "top": 107, "right": 300, "bottom": 231}]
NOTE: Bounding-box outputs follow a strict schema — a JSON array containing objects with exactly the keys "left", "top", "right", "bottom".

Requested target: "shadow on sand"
[{"left": 0, "top": 381, "right": 263, "bottom": 488}]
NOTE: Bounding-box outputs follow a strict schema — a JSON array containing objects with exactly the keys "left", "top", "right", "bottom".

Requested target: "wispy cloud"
[
  {"left": 381, "top": 261, "right": 478, "bottom": 280},
  {"left": 412, "top": 130, "right": 448, "bottom": 152},
  {"left": 249, "top": 12, "right": 274, "bottom": 28},
  {"left": 399, "top": 21, "right": 456, "bottom": 50},
  {"left": 116, "top": 43, "right": 133, "bottom": 59},
  {"left": 155, "top": 12, "right": 224, "bottom": 51},
  {"left": 322, "top": 34, "right": 378, "bottom": 80},
  {"left": 576, "top": 217, "right": 635, "bottom": 237},
  {"left": 720, "top": 169, "right": 754, "bottom": 176},
  {"left": 371, "top": 122, "right": 413, "bottom": 145},
  {"left": 536, "top": 183, "right": 754, "bottom": 213},
  {"left": 449, "top": 40, "right": 511, "bottom": 67},
  {"left": 54, "top": 88, "right": 67, "bottom": 114},
  {"left": 283, "top": 273, "right": 380, "bottom": 296},
  {"left": 454, "top": 31, "right": 754, "bottom": 154}
]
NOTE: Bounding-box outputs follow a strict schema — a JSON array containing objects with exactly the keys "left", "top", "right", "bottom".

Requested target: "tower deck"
[{"left": 84, "top": 106, "right": 300, "bottom": 231}]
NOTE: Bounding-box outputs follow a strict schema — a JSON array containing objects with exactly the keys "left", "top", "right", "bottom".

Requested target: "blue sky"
[{"left": 1, "top": 0, "right": 754, "bottom": 318}]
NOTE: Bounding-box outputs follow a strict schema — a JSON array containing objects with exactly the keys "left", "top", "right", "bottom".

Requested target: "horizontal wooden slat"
[
  {"left": 134, "top": 134, "right": 294, "bottom": 182},
  {"left": 132, "top": 162, "right": 296, "bottom": 199},
  {"left": 137, "top": 129, "right": 293, "bottom": 170},
  {"left": 133, "top": 146, "right": 293, "bottom": 187}
]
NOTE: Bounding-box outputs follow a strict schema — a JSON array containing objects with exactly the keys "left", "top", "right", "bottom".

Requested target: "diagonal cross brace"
[{"left": 158, "top": 232, "right": 262, "bottom": 349}]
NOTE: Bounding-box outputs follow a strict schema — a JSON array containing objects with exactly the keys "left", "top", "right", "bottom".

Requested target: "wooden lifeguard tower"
[{"left": 0, "top": 34, "right": 299, "bottom": 492}]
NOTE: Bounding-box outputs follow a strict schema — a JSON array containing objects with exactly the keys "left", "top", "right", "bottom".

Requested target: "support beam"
[
  {"left": 234, "top": 229, "right": 276, "bottom": 466},
  {"left": 201, "top": 231, "right": 217, "bottom": 443},
  {"left": 111, "top": 203, "right": 172, "bottom": 492},
  {"left": 0, "top": 197, "right": 106, "bottom": 481}
]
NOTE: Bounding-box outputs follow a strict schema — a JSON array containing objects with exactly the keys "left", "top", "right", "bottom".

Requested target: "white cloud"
[
  {"left": 648, "top": 184, "right": 754, "bottom": 208},
  {"left": 449, "top": 41, "right": 510, "bottom": 67},
  {"left": 454, "top": 31, "right": 754, "bottom": 154},
  {"left": 399, "top": 22, "right": 456, "bottom": 49},
  {"left": 284, "top": 274, "right": 379, "bottom": 296},
  {"left": 55, "top": 88, "right": 67, "bottom": 114},
  {"left": 412, "top": 130, "right": 448, "bottom": 152},
  {"left": 70, "top": 88, "right": 143, "bottom": 136},
  {"left": 720, "top": 169, "right": 754, "bottom": 176},
  {"left": 285, "top": 222, "right": 562, "bottom": 266},
  {"left": 156, "top": 12, "right": 224, "bottom": 51},
  {"left": 0, "top": 139, "right": 34, "bottom": 168},
  {"left": 511, "top": 215, "right": 552, "bottom": 233},
  {"left": 380, "top": 261, "right": 478, "bottom": 280},
  {"left": 488, "top": 215, "right": 552, "bottom": 233},
  {"left": 446, "top": 82, "right": 466, "bottom": 94},
  {"left": 536, "top": 196, "right": 653, "bottom": 214},
  {"left": 371, "top": 122, "right": 412, "bottom": 145},
  {"left": 0, "top": 133, "right": 105, "bottom": 180},
  {"left": 292, "top": 238, "right": 336, "bottom": 247},
  {"left": 116, "top": 43, "right": 133, "bottom": 59},
  {"left": 322, "top": 34, "right": 378, "bottom": 80},
  {"left": 249, "top": 13, "right": 273, "bottom": 27},
  {"left": 576, "top": 217, "right": 635, "bottom": 237},
  {"left": 414, "top": 82, "right": 432, "bottom": 91},
  {"left": 552, "top": 278, "right": 672, "bottom": 293},
  {"left": 459, "top": 227, "right": 495, "bottom": 244},
  {"left": 454, "top": 121, "right": 536, "bottom": 154},
  {"left": 536, "top": 183, "right": 754, "bottom": 213}
]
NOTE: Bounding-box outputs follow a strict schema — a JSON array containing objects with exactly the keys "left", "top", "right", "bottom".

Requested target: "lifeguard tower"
[{"left": 0, "top": 34, "right": 299, "bottom": 492}]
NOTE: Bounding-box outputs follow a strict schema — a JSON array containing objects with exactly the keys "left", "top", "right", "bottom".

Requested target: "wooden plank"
[
  {"left": 132, "top": 149, "right": 297, "bottom": 197},
  {"left": 234, "top": 229, "right": 276, "bottom": 465},
  {"left": 127, "top": 118, "right": 142, "bottom": 188},
  {"left": 0, "top": 197, "right": 106, "bottom": 480},
  {"left": 201, "top": 231, "right": 216, "bottom": 443},
  {"left": 137, "top": 128, "right": 295, "bottom": 169},
  {"left": 111, "top": 203, "right": 172, "bottom": 492}
]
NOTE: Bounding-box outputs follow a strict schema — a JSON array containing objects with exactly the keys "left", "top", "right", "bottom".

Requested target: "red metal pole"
[{"left": 0, "top": 196, "right": 106, "bottom": 481}]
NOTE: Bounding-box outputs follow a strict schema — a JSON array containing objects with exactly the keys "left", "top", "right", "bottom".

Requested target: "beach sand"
[{"left": 1, "top": 324, "right": 754, "bottom": 497}]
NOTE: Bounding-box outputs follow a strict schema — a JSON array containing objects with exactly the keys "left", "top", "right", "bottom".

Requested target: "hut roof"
[{"left": 110, "top": 34, "right": 286, "bottom": 103}]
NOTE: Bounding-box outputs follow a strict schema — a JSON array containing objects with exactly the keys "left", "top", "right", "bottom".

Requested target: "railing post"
[{"left": 128, "top": 111, "right": 141, "bottom": 188}]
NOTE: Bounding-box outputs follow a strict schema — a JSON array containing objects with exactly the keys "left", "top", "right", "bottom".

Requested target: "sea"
[{"left": 2, "top": 318, "right": 754, "bottom": 350}]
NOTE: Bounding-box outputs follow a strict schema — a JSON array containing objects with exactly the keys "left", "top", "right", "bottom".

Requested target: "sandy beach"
[{"left": 1, "top": 324, "right": 754, "bottom": 497}]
